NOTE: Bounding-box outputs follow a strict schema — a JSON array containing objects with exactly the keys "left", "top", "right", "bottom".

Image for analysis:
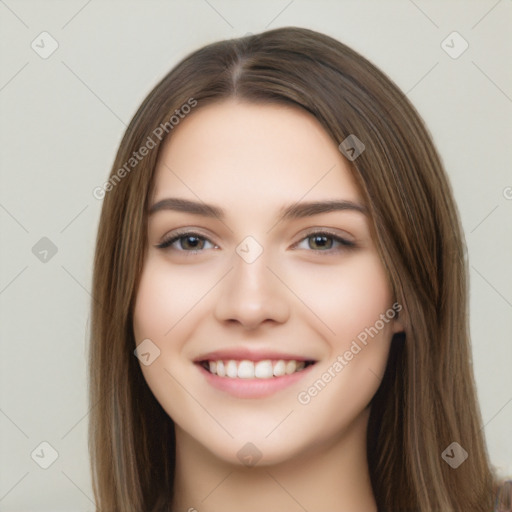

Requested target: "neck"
[{"left": 171, "top": 407, "right": 377, "bottom": 512}]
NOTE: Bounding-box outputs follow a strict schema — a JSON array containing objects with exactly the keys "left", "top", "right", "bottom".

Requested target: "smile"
[
  {"left": 200, "top": 359, "right": 316, "bottom": 379},
  {"left": 195, "top": 357, "right": 317, "bottom": 399}
]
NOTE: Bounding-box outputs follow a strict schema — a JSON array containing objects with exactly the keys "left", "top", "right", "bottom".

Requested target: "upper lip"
[{"left": 193, "top": 348, "right": 317, "bottom": 363}]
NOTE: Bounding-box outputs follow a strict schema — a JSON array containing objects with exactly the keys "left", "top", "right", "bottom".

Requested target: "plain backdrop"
[{"left": 0, "top": 0, "right": 511, "bottom": 509}]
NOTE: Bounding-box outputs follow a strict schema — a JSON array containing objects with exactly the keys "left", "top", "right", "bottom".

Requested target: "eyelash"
[{"left": 155, "top": 230, "right": 355, "bottom": 254}]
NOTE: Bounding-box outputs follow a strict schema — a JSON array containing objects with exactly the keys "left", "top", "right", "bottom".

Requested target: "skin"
[{"left": 133, "top": 100, "right": 404, "bottom": 511}]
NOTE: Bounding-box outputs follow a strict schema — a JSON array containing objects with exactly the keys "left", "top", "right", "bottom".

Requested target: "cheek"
[
  {"left": 289, "top": 253, "right": 396, "bottom": 431},
  {"left": 132, "top": 256, "right": 225, "bottom": 392},
  {"left": 335, "top": 254, "right": 393, "bottom": 338},
  {"left": 289, "top": 251, "right": 394, "bottom": 344},
  {"left": 329, "top": 253, "right": 395, "bottom": 379},
  {"left": 132, "top": 258, "right": 208, "bottom": 426},
  {"left": 133, "top": 268, "right": 170, "bottom": 349},
  {"left": 132, "top": 258, "right": 197, "bottom": 401},
  {"left": 133, "top": 257, "right": 214, "bottom": 343},
  {"left": 288, "top": 252, "right": 396, "bottom": 409}
]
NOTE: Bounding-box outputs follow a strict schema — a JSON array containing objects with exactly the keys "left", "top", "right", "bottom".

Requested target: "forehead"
[{"left": 150, "top": 100, "right": 362, "bottom": 207}]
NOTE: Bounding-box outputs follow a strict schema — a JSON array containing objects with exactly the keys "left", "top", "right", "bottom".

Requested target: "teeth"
[
  {"left": 285, "top": 360, "right": 297, "bottom": 374},
  {"left": 216, "top": 361, "right": 226, "bottom": 377},
  {"left": 254, "top": 360, "right": 273, "bottom": 379},
  {"left": 273, "top": 360, "right": 286, "bottom": 377},
  {"left": 226, "top": 360, "right": 238, "bottom": 378},
  {"left": 238, "top": 360, "right": 255, "bottom": 379},
  {"left": 204, "top": 359, "right": 311, "bottom": 378}
]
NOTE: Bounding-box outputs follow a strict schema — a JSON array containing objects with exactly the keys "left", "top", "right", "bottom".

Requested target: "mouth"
[
  {"left": 198, "top": 358, "right": 316, "bottom": 379},
  {"left": 195, "top": 357, "right": 317, "bottom": 399}
]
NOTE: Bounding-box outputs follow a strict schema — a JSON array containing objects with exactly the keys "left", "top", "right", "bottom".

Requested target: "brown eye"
[
  {"left": 156, "top": 232, "right": 216, "bottom": 251},
  {"left": 295, "top": 232, "right": 355, "bottom": 252},
  {"left": 179, "top": 235, "right": 205, "bottom": 250},
  {"left": 308, "top": 234, "right": 333, "bottom": 250}
]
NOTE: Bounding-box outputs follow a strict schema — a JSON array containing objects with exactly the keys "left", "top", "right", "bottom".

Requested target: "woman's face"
[{"left": 133, "top": 99, "right": 403, "bottom": 466}]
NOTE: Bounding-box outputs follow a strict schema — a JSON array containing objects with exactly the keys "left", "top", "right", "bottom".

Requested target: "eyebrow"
[{"left": 148, "top": 197, "right": 367, "bottom": 220}]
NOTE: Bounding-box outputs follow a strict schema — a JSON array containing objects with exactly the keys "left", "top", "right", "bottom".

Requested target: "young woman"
[{"left": 88, "top": 27, "right": 504, "bottom": 511}]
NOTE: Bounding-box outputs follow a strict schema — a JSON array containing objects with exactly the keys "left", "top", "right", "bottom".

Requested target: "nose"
[{"left": 214, "top": 251, "right": 290, "bottom": 330}]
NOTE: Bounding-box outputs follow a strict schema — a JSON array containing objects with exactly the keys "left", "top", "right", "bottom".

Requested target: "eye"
[
  {"left": 156, "top": 231, "right": 217, "bottom": 252},
  {"left": 295, "top": 231, "right": 355, "bottom": 252}
]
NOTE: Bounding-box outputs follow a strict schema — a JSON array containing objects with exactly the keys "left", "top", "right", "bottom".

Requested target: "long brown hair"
[{"left": 89, "top": 26, "right": 499, "bottom": 511}]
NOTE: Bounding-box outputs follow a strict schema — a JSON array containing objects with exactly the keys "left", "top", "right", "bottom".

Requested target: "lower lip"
[{"left": 197, "top": 363, "right": 315, "bottom": 399}]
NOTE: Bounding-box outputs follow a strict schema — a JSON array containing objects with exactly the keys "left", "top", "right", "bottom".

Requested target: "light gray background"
[{"left": 1, "top": 0, "right": 511, "bottom": 509}]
